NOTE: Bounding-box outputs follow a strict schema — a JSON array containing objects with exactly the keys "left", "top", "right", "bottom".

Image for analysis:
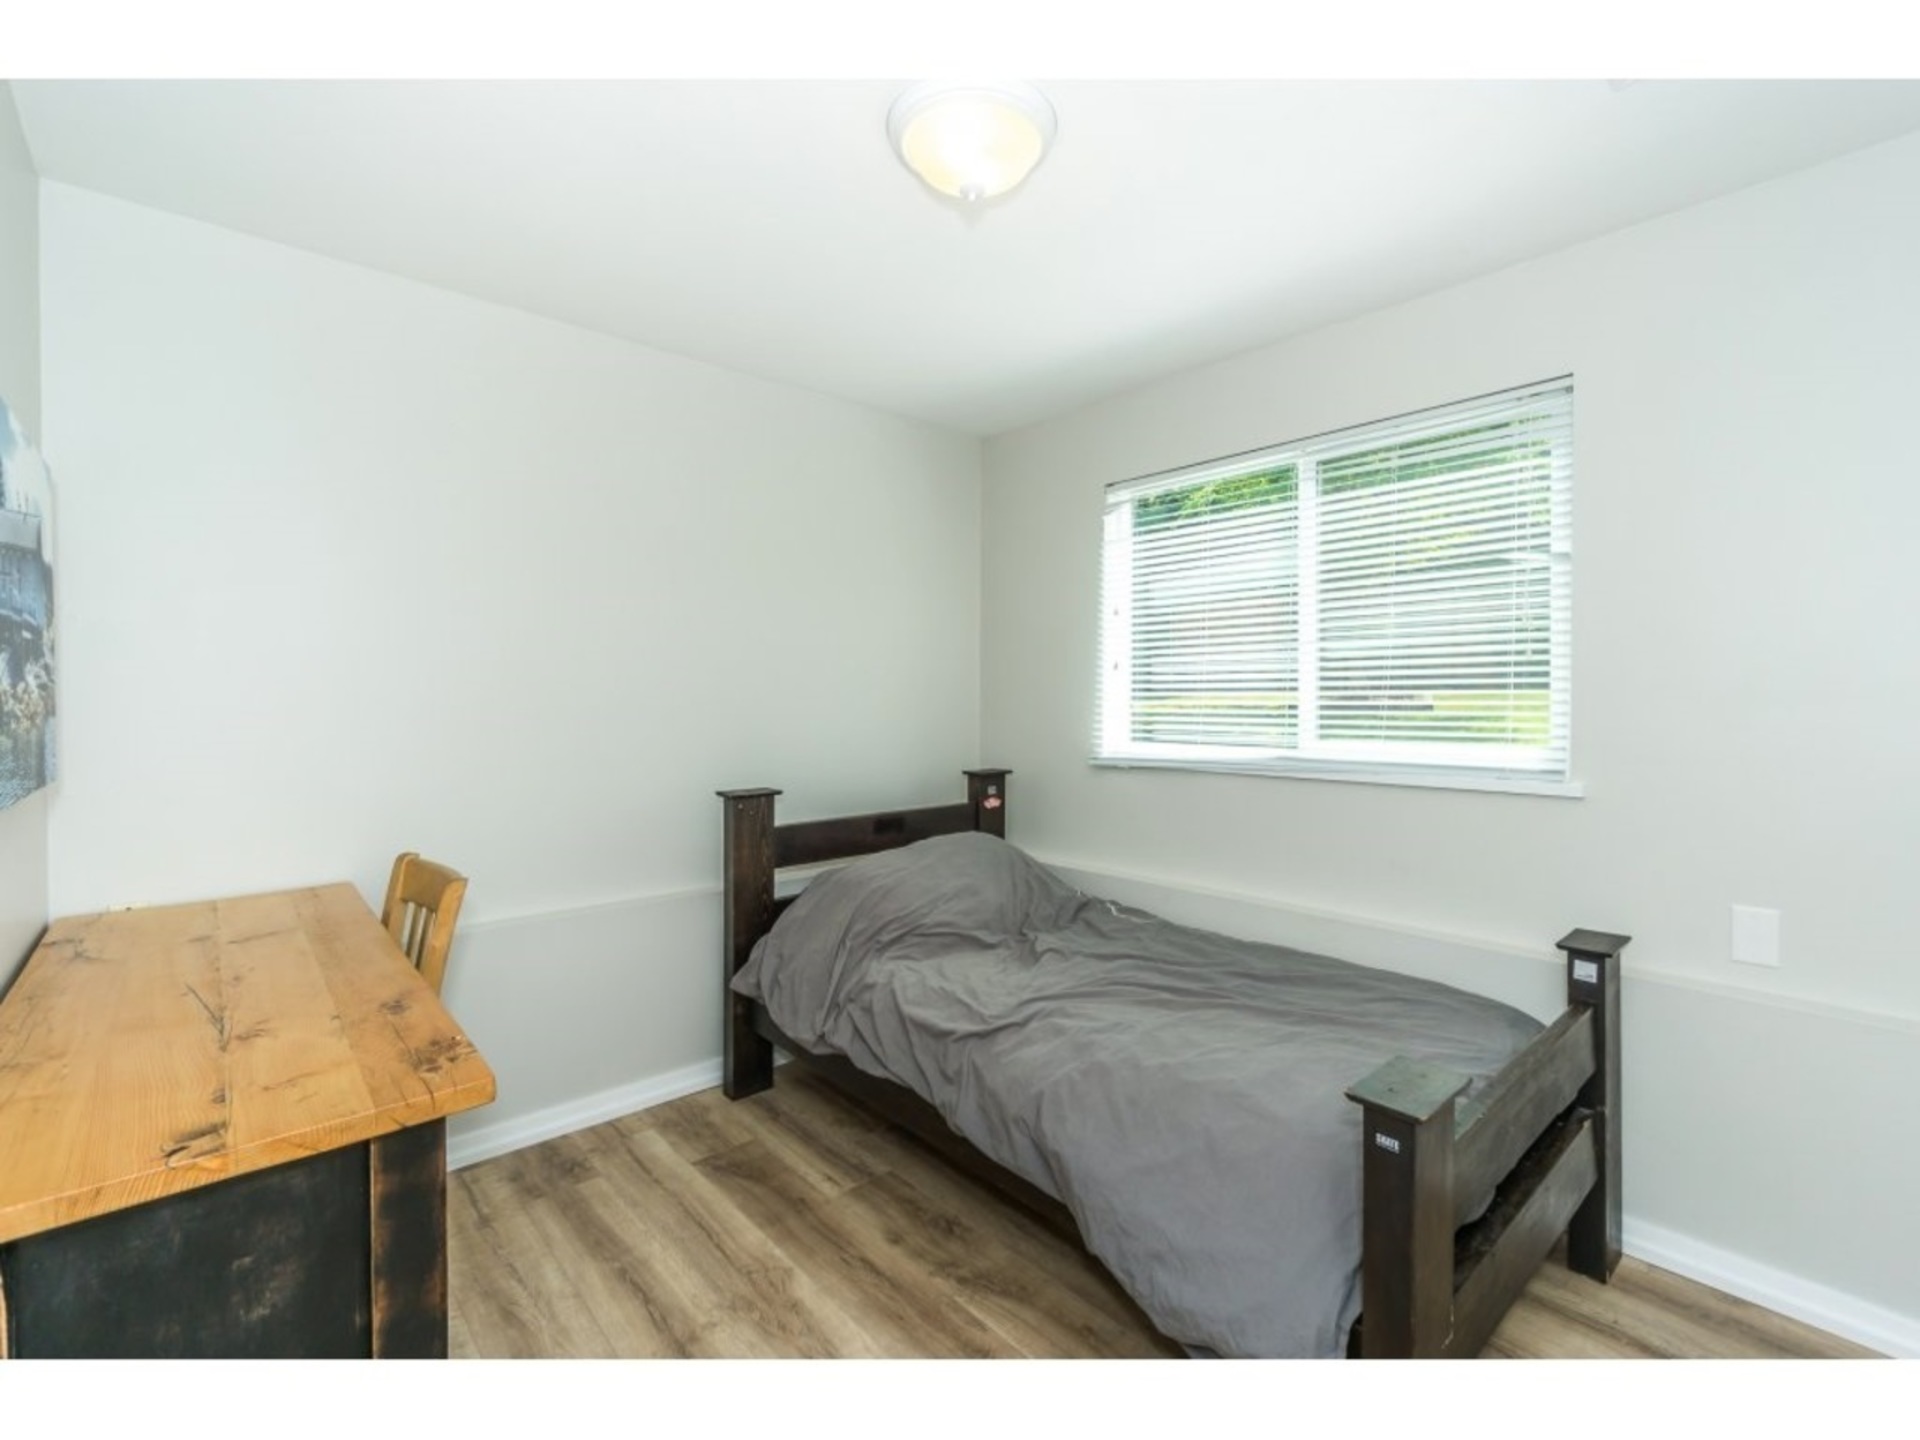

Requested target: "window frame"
[{"left": 1093, "top": 379, "right": 1581, "bottom": 799}]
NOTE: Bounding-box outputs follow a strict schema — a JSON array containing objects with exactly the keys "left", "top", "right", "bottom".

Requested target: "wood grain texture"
[
  {"left": 772, "top": 803, "right": 976, "bottom": 869},
  {"left": 448, "top": 1072, "right": 1876, "bottom": 1359},
  {"left": 1452, "top": 1007, "right": 1593, "bottom": 1225},
  {"left": 1481, "top": 1250, "right": 1878, "bottom": 1360},
  {"left": 0, "top": 883, "right": 496, "bottom": 1245},
  {"left": 450, "top": 1071, "right": 1178, "bottom": 1359},
  {"left": 369, "top": 1120, "right": 450, "bottom": 1358},
  {"left": 1564, "top": 930, "right": 1625, "bottom": 1281},
  {"left": 1449, "top": 1112, "right": 1597, "bottom": 1356},
  {"left": 720, "top": 789, "right": 779, "bottom": 1099},
  {"left": 1351, "top": 1079, "right": 1463, "bottom": 1356},
  {"left": 379, "top": 852, "right": 468, "bottom": 997}
]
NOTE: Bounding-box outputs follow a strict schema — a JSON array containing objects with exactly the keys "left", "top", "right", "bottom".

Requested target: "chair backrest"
[{"left": 381, "top": 851, "right": 468, "bottom": 996}]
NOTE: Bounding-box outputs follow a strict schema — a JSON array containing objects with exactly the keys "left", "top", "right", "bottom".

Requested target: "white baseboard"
[
  {"left": 446, "top": 1058, "right": 723, "bottom": 1172},
  {"left": 1623, "top": 1219, "right": 1919, "bottom": 1359}
]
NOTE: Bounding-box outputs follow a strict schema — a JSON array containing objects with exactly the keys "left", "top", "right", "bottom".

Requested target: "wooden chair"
[{"left": 380, "top": 852, "right": 468, "bottom": 997}]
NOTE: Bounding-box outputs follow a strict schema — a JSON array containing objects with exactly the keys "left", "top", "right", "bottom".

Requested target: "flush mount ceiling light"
[{"left": 887, "top": 80, "right": 1057, "bottom": 203}]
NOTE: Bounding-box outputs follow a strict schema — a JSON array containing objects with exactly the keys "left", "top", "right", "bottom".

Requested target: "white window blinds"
[{"left": 1097, "top": 379, "right": 1574, "bottom": 793}]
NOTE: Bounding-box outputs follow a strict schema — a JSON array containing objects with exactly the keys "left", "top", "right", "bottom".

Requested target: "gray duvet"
[{"left": 730, "top": 833, "right": 1541, "bottom": 1358}]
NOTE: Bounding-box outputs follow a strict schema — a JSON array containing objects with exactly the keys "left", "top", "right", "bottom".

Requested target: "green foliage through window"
[{"left": 1098, "top": 381, "right": 1573, "bottom": 784}]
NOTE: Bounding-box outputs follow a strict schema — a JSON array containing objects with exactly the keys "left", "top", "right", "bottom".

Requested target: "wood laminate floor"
[{"left": 446, "top": 1070, "right": 1876, "bottom": 1360}]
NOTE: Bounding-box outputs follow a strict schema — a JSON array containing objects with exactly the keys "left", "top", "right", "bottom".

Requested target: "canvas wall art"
[{"left": 0, "top": 395, "right": 54, "bottom": 810}]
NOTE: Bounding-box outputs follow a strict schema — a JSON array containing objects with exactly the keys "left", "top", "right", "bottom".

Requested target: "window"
[{"left": 1096, "top": 379, "right": 1575, "bottom": 795}]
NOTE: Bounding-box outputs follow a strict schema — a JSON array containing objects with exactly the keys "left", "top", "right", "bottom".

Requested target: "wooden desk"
[{"left": 0, "top": 883, "right": 496, "bottom": 1358}]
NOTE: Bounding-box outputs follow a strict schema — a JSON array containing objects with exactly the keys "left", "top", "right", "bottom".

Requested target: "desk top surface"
[{"left": 0, "top": 883, "right": 496, "bottom": 1244}]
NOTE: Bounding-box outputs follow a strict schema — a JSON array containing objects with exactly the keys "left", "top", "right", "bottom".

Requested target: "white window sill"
[{"left": 1089, "top": 755, "right": 1585, "bottom": 799}]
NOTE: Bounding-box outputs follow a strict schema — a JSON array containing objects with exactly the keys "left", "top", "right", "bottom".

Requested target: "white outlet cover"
[{"left": 1731, "top": 905, "right": 1781, "bottom": 968}]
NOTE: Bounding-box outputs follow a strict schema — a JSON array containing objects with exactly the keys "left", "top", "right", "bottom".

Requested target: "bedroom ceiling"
[{"left": 13, "top": 78, "right": 1920, "bottom": 436}]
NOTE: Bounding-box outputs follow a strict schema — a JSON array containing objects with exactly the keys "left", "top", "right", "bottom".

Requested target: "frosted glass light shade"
[{"left": 887, "top": 81, "right": 1057, "bottom": 202}]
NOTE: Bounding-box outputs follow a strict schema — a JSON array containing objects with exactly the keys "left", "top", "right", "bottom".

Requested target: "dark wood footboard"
[
  {"left": 1345, "top": 928, "right": 1628, "bottom": 1357},
  {"left": 717, "top": 772, "right": 1627, "bottom": 1359}
]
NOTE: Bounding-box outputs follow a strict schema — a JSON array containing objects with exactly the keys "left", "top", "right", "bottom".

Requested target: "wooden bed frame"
[{"left": 718, "top": 769, "right": 1629, "bottom": 1359}]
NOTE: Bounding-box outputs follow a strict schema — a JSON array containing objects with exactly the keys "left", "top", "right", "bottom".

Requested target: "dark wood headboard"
[{"left": 715, "top": 768, "right": 1009, "bottom": 1097}]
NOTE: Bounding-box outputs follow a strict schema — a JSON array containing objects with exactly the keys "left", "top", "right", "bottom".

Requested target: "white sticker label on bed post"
[
  {"left": 1572, "top": 958, "right": 1599, "bottom": 984},
  {"left": 1373, "top": 1132, "right": 1401, "bottom": 1155}
]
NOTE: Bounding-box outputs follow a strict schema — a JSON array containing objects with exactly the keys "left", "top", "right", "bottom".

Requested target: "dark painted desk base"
[{"left": 0, "top": 1121, "right": 448, "bottom": 1359}]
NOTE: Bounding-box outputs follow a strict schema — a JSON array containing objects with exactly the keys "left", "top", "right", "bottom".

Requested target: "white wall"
[
  {"left": 983, "top": 131, "right": 1920, "bottom": 1350},
  {"left": 0, "top": 85, "right": 46, "bottom": 992},
  {"left": 40, "top": 182, "right": 983, "bottom": 1153}
]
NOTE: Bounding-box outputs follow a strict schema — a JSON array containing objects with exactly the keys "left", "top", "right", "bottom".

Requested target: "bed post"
[
  {"left": 1345, "top": 1057, "right": 1472, "bottom": 1357},
  {"left": 1559, "top": 928, "right": 1630, "bottom": 1282},
  {"left": 964, "top": 768, "right": 1011, "bottom": 838},
  {"left": 718, "top": 788, "right": 782, "bottom": 1099}
]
